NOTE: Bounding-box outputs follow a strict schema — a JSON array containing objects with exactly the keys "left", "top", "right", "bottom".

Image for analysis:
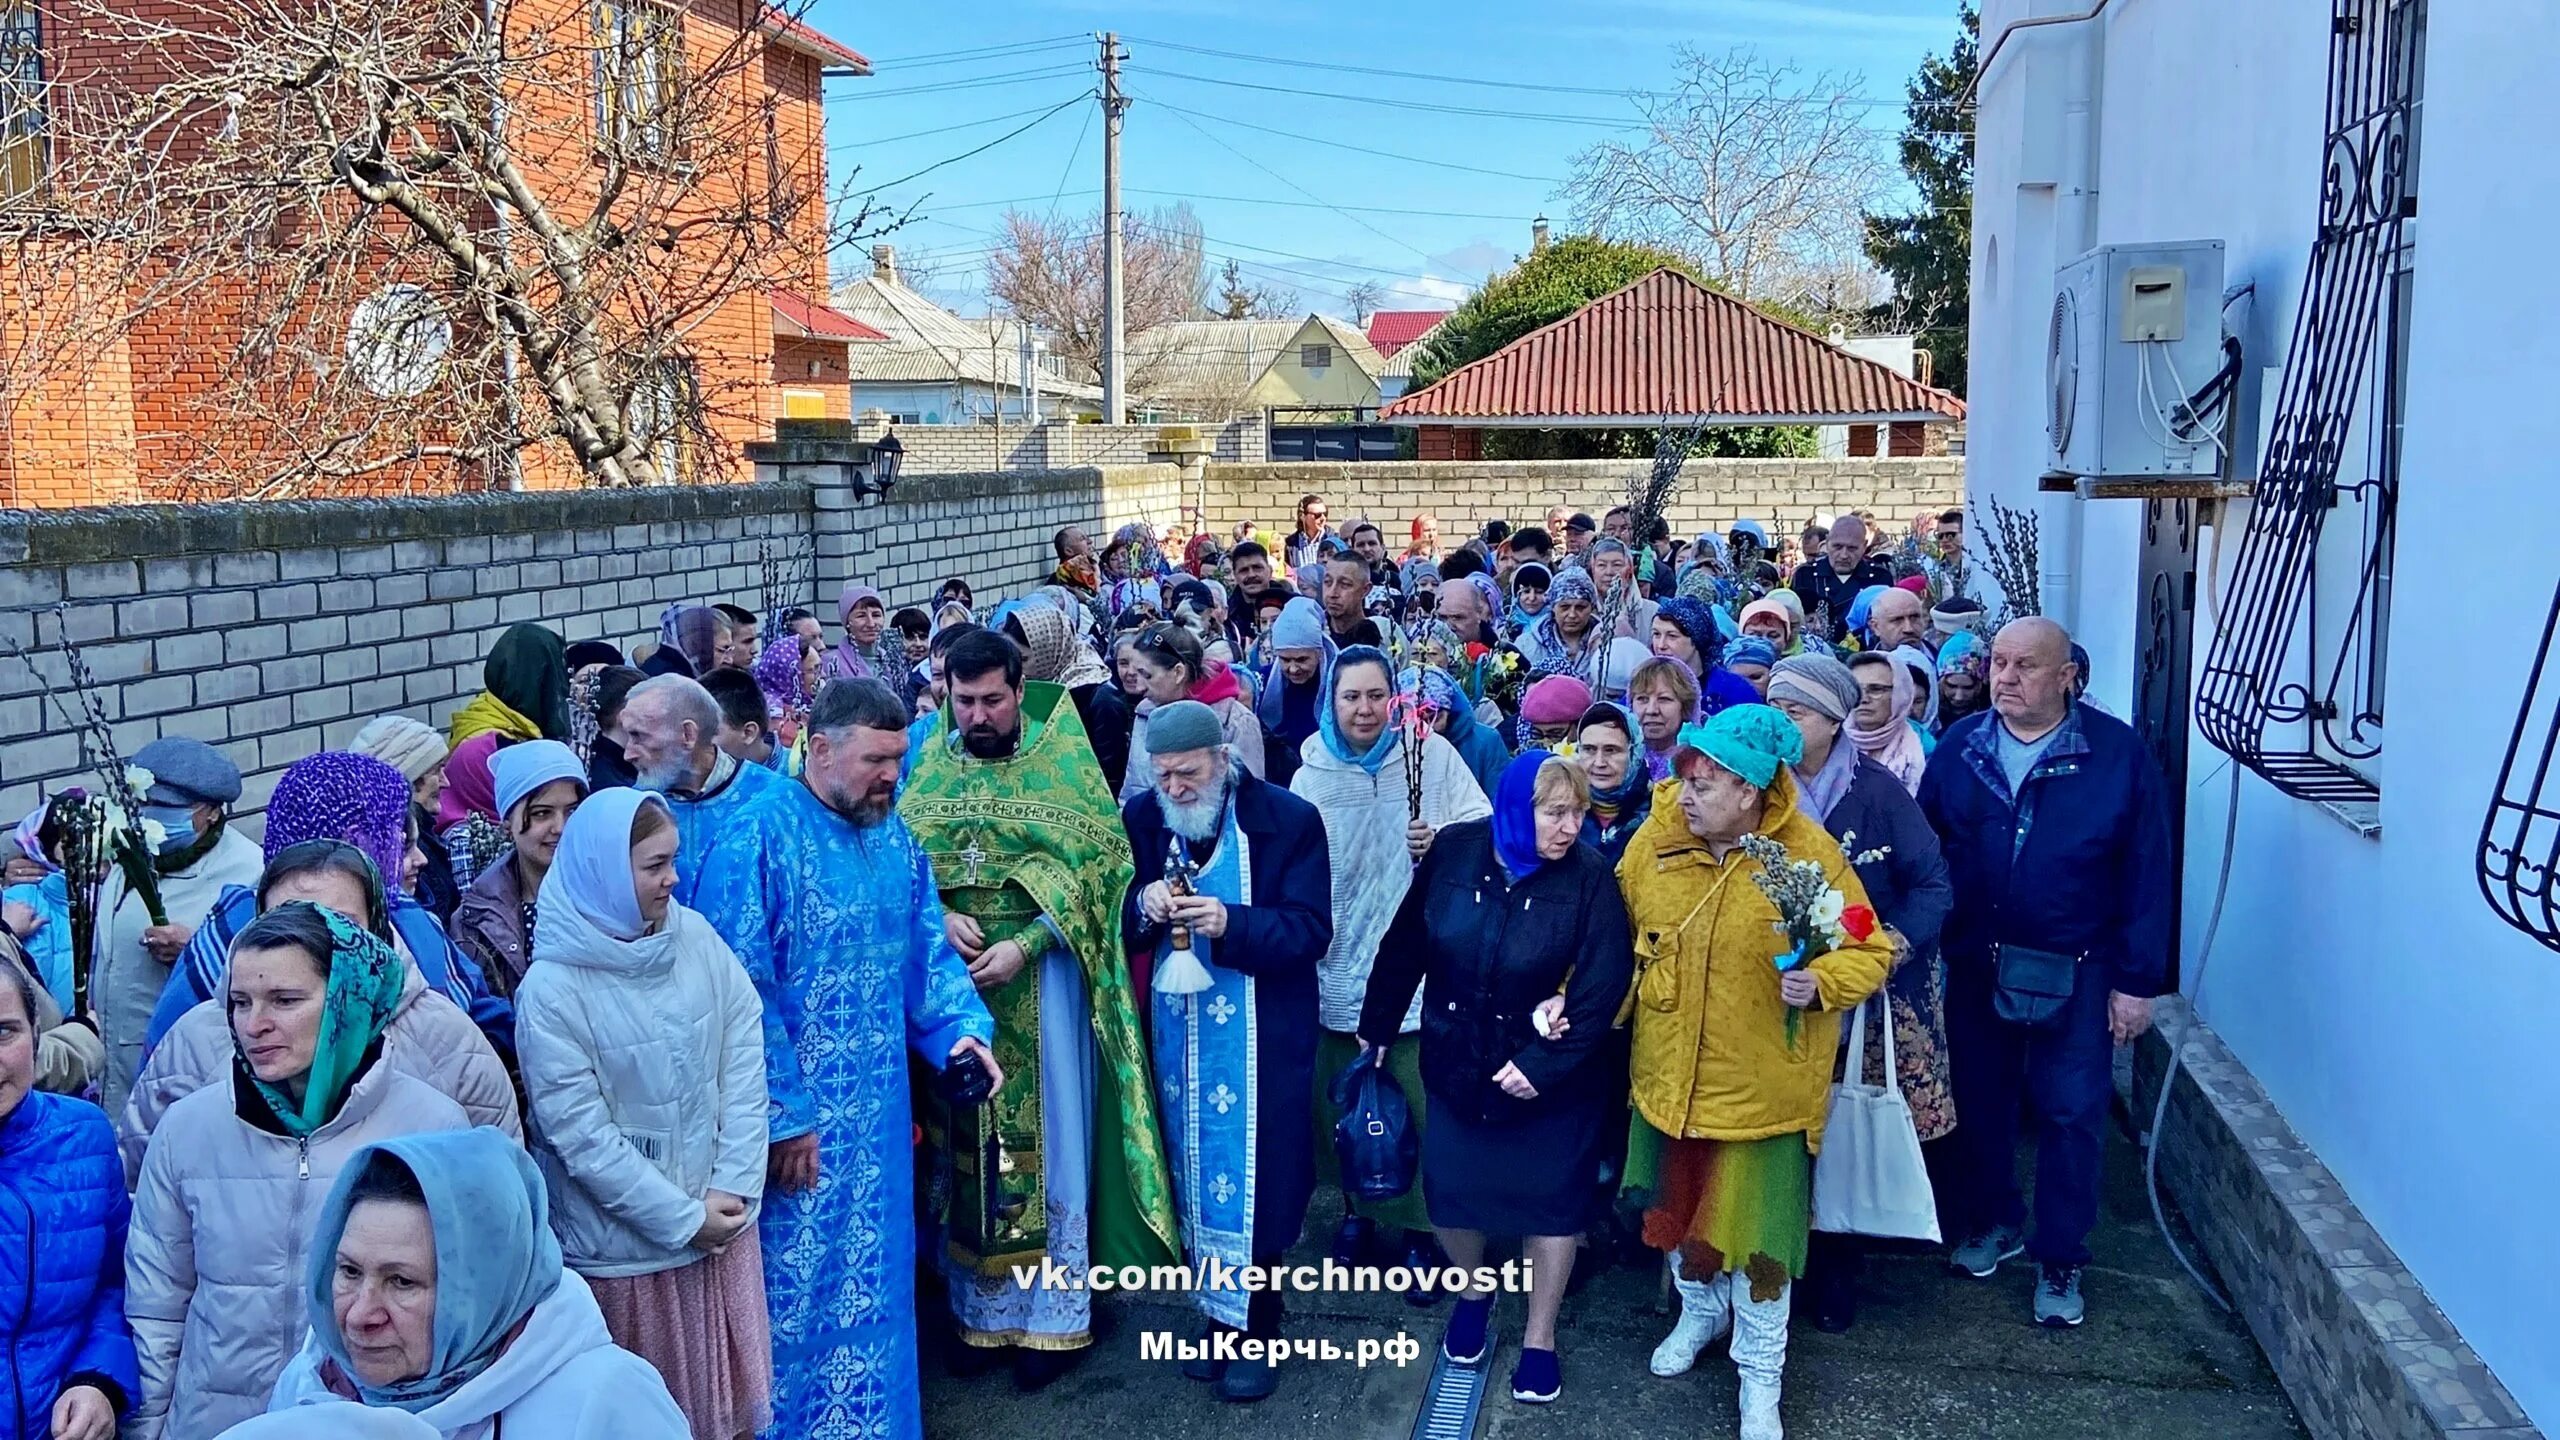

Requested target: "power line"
[
  {"left": 863, "top": 34, "right": 1087, "bottom": 68},
  {"left": 861, "top": 95, "right": 1085, "bottom": 192},
  {"left": 1043, "top": 100, "right": 1096, "bottom": 224},
  {"left": 824, "top": 63, "right": 1090, "bottom": 103},
  {"left": 1141, "top": 97, "right": 1564, "bottom": 184},
  {"left": 1141, "top": 94, "right": 1437, "bottom": 264},
  {"left": 1129, "top": 65, "right": 1646, "bottom": 127},
  {"left": 829, "top": 97, "right": 1090, "bottom": 152},
  {"left": 1121, "top": 34, "right": 1970, "bottom": 109}
]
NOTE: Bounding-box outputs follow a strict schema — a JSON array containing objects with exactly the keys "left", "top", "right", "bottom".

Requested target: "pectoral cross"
[{"left": 958, "top": 839, "right": 988, "bottom": 886}]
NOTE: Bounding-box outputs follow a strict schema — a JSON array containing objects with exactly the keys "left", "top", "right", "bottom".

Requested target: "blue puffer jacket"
[{"left": 1, "top": 1090, "right": 139, "bottom": 1439}]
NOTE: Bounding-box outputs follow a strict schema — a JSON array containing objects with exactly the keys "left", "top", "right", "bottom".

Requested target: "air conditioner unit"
[{"left": 2046, "top": 240, "right": 2227, "bottom": 479}]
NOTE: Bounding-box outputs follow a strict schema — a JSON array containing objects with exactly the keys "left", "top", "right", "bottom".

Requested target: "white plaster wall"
[{"left": 1973, "top": 1, "right": 2560, "bottom": 1426}]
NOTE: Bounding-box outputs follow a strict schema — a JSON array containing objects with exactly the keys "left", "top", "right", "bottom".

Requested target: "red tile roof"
[
  {"left": 1381, "top": 269, "right": 1966, "bottom": 426},
  {"left": 772, "top": 290, "right": 891, "bottom": 343},
  {"left": 1365, "top": 309, "right": 1451, "bottom": 359},
  {"left": 761, "top": 9, "right": 870, "bottom": 71}
]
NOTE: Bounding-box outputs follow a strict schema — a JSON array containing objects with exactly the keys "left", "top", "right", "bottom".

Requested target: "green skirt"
[
  {"left": 1634, "top": 1116, "right": 1812, "bottom": 1302},
  {"left": 1312, "top": 1031, "right": 1433, "bottom": 1233}
]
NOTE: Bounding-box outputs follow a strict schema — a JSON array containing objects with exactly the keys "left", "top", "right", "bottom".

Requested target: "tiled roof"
[
  {"left": 1380, "top": 269, "right": 1967, "bottom": 425},
  {"left": 1365, "top": 309, "right": 1452, "bottom": 359},
  {"left": 761, "top": 10, "right": 869, "bottom": 71},
  {"left": 830, "top": 274, "right": 1102, "bottom": 399},
  {"left": 1377, "top": 315, "right": 1450, "bottom": 381},
  {"left": 771, "top": 290, "right": 890, "bottom": 343}
]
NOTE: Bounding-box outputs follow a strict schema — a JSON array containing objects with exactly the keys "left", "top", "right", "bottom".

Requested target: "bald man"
[
  {"left": 1789, "top": 512, "right": 1897, "bottom": 644},
  {"left": 1868, "top": 587, "right": 1930, "bottom": 652},
  {"left": 1917, "top": 617, "right": 2171, "bottom": 1331}
]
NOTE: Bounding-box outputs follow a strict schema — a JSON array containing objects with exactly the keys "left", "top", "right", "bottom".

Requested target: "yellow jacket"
[
  {"left": 1619, "top": 770, "right": 1891, "bottom": 1153},
  {"left": 447, "top": 690, "right": 541, "bottom": 749}
]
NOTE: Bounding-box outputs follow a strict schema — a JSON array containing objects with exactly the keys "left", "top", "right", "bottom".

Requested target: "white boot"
[
  {"left": 1731, "top": 1278, "right": 1791, "bottom": 1440},
  {"left": 1648, "top": 1262, "right": 1731, "bottom": 1377}
]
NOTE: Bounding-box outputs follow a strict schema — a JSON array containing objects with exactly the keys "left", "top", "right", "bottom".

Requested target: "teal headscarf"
[
  {"left": 305, "top": 1129, "right": 565, "bottom": 1413},
  {"left": 239, "top": 904, "right": 407, "bottom": 1137},
  {"left": 1318, "top": 644, "right": 1401, "bottom": 775},
  {"left": 1676, "top": 703, "right": 1805, "bottom": 789}
]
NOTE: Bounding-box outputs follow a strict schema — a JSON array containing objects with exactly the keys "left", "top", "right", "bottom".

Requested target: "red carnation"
[{"left": 1839, "top": 904, "right": 1878, "bottom": 943}]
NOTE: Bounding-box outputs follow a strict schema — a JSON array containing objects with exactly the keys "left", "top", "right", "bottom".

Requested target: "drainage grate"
[{"left": 1409, "top": 1327, "right": 1494, "bottom": 1440}]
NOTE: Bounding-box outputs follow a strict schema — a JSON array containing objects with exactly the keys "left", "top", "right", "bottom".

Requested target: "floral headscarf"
[
  {"left": 238, "top": 902, "right": 407, "bottom": 1136},
  {"left": 265, "top": 752, "right": 413, "bottom": 893},
  {"left": 656, "top": 605, "right": 724, "bottom": 675},
  {"left": 753, "top": 630, "right": 816, "bottom": 719}
]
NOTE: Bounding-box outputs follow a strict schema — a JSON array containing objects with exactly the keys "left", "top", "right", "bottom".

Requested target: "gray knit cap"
[
  {"left": 1766, "top": 654, "right": 1859, "bottom": 723},
  {"left": 1146, "top": 699, "right": 1226, "bottom": 756}
]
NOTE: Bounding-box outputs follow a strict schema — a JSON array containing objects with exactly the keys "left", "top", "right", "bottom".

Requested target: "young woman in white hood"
[
  {"left": 512, "top": 787, "right": 771, "bottom": 1439},
  {"left": 265, "top": 1128, "right": 689, "bottom": 1438}
]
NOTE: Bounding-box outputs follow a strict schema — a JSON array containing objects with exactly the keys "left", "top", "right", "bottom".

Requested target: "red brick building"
[{"left": 0, "top": 0, "right": 882, "bottom": 505}]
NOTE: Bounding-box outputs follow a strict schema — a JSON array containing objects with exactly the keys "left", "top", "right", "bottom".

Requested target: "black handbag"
[
  {"left": 1992, "top": 943, "right": 2081, "bottom": 1027},
  {"left": 1329, "top": 1052, "right": 1419, "bottom": 1201}
]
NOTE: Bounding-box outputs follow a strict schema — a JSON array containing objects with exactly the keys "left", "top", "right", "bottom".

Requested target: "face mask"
[{"left": 140, "top": 803, "right": 201, "bottom": 854}]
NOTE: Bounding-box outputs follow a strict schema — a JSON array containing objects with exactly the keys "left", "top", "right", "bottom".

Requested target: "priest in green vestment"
[{"left": 898, "top": 628, "right": 1178, "bottom": 1385}]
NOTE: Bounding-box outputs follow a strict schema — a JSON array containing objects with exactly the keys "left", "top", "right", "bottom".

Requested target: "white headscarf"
[{"left": 536, "top": 786, "right": 662, "bottom": 943}]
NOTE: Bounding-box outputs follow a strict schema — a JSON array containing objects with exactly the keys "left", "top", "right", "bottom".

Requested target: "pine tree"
[{"left": 1864, "top": 4, "right": 1976, "bottom": 397}]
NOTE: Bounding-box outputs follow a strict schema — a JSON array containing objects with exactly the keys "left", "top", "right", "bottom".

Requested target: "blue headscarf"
[
  {"left": 306, "top": 1129, "right": 564, "bottom": 1413},
  {"left": 1653, "top": 596, "right": 1725, "bottom": 669},
  {"left": 1492, "top": 748, "right": 1556, "bottom": 882},
  {"left": 1844, "top": 584, "right": 1891, "bottom": 642},
  {"left": 1317, "top": 645, "right": 1400, "bottom": 774}
]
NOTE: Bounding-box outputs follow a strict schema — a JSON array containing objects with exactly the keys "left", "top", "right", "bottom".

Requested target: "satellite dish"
[
  {"left": 2046, "top": 288, "right": 2080, "bottom": 459},
  {"left": 346, "top": 284, "right": 450, "bottom": 399}
]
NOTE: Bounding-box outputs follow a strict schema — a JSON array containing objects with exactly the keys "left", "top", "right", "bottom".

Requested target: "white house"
[
  {"left": 1969, "top": 2, "right": 2552, "bottom": 1435},
  {"left": 833, "top": 246, "right": 1100, "bottom": 424}
]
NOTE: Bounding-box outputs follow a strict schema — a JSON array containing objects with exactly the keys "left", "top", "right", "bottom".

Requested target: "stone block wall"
[
  {"left": 0, "top": 464, "right": 1188, "bottom": 823},
  {"left": 1199, "top": 457, "right": 1966, "bottom": 544}
]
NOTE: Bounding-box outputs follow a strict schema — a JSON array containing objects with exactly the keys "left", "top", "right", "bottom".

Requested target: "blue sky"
[{"left": 809, "top": 0, "right": 1967, "bottom": 318}]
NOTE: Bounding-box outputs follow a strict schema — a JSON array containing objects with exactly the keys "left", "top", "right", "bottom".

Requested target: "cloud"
[{"left": 1395, "top": 274, "right": 1474, "bottom": 306}]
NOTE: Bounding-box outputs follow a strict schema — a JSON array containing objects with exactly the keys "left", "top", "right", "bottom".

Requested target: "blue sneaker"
[
  {"left": 2035, "top": 1263, "right": 2087, "bottom": 1327},
  {"left": 1442, "top": 1295, "right": 1494, "bottom": 1365},
  {"left": 1949, "top": 1224, "right": 2026, "bottom": 1279},
  {"left": 1509, "top": 1347, "right": 1561, "bottom": 1403}
]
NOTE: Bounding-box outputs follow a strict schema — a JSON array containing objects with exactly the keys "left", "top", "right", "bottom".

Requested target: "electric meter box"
[{"left": 2045, "top": 240, "right": 2227, "bottom": 479}]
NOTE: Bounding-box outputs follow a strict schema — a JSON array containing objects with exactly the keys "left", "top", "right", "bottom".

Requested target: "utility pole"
[{"left": 1100, "top": 32, "right": 1129, "bottom": 424}]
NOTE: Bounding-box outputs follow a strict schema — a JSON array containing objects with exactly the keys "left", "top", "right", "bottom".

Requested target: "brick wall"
[
  {"left": 1199, "top": 457, "right": 1967, "bottom": 544},
  {"left": 0, "top": 462, "right": 1188, "bottom": 824}
]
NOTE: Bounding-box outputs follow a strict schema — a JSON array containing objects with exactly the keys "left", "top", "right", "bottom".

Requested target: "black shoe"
[
  {"left": 1331, "top": 1214, "right": 1381, "bottom": 1267},
  {"left": 946, "top": 1336, "right": 1006, "bottom": 1378},
  {"left": 1012, "top": 1345, "right": 1082, "bottom": 1392},
  {"left": 1180, "top": 1325, "right": 1233, "bottom": 1384},
  {"left": 1218, "top": 1355, "right": 1280, "bottom": 1403},
  {"left": 1812, "top": 1266, "right": 1858, "bottom": 1334},
  {"left": 1401, "top": 1232, "right": 1445, "bottom": 1308}
]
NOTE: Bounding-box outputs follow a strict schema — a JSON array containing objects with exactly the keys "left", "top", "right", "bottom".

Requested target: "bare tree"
[
  {"left": 1560, "top": 46, "right": 1890, "bottom": 303},
  {"left": 1341, "top": 279, "right": 1386, "bottom": 326},
  {"left": 988, "top": 201, "right": 1207, "bottom": 403},
  {"left": 1212, "top": 257, "right": 1297, "bottom": 321},
  {"left": 0, "top": 0, "right": 897, "bottom": 497}
]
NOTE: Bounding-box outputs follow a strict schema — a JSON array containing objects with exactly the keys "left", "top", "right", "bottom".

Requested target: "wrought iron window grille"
[
  {"left": 2193, "top": 0, "right": 2420, "bottom": 806},
  {"left": 2480, "top": 580, "right": 2560, "bottom": 954}
]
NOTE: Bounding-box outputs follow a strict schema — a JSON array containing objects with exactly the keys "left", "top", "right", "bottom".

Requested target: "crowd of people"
[{"left": 0, "top": 491, "right": 2172, "bottom": 1440}]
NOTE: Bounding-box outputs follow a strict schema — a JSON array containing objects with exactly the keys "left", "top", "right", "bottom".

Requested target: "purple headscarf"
[
  {"left": 753, "top": 630, "right": 814, "bottom": 718},
  {"left": 833, "top": 582, "right": 882, "bottom": 680},
  {"left": 264, "top": 752, "right": 413, "bottom": 891}
]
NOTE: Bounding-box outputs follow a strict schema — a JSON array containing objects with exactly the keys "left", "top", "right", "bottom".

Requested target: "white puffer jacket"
[
  {"left": 266, "top": 1269, "right": 689, "bottom": 1439},
  {"left": 516, "top": 897, "right": 768, "bottom": 1278},
  {"left": 120, "top": 963, "right": 520, "bottom": 1184},
  {"left": 124, "top": 1063, "right": 469, "bottom": 1440}
]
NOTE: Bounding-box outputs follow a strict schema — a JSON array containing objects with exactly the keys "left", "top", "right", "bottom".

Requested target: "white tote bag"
[{"left": 1811, "top": 995, "right": 1941, "bottom": 1241}]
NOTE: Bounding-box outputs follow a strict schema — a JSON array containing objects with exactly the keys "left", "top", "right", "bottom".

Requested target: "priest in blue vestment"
[
  {"left": 696, "top": 677, "right": 999, "bottom": 1440},
  {"left": 622, "top": 674, "right": 782, "bottom": 905},
  {"left": 1121, "top": 700, "right": 1333, "bottom": 1404}
]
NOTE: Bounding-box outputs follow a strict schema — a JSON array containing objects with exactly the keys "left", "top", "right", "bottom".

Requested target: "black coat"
[
  {"left": 1789, "top": 555, "right": 1900, "bottom": 642},
  {"left": 1070, "top": 681, "right": 1132, "bottom": 797},
  {"left": 1818, "top": 755, "right": 1954, "bottom": 1004},
  {"left": 1122, "top": 768, "right": 1332, "bottom": 1259},
  {"left": 1359, "top": 823, "right": 1634, "bottom": 1125}
]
